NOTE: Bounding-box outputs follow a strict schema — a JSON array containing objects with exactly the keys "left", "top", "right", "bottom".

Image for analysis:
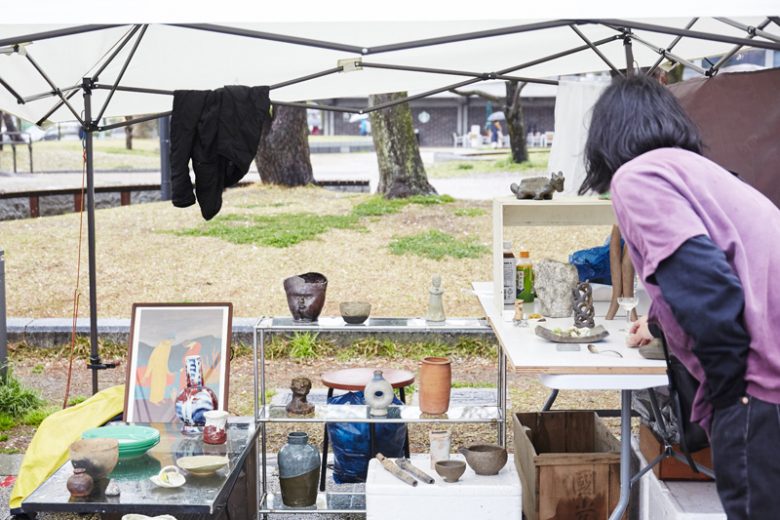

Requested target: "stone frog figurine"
[{"left": 510, "top": 171, "right": 565, "bottom": 200}]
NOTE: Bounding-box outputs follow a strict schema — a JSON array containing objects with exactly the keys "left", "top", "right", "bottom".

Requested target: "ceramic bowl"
[
  {"left": 69, "top": 438, "right": 119, "bottom": 479},
  {"left": 340, "top": 301, "right": 371, "bottom": 324},
  {"left": 435, "top": 460, "right": 466, "bottom": 483},
  {"left": 176, "top": 455, "right": 229, "bottom": 476},
  {"left": 458, "top": 444, "right": 508, "bottom": 476}
]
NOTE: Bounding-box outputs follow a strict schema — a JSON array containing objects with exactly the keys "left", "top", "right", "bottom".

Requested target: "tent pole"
[
  {"left": 25, "top": 52, "right": 84, "bottom": 125},
  {"left": 82, "top": 78, "right": 100, "bottom": 395},
  {"left": 646, "top": 18, "right": 698, "bottom": 77},
  {"left": 624, "top": 31, "right": 634, "bottom": 75},
  {"left": 630, "top": 34, "right": 708, "bottom": 76},
  {"left": 95, "top": 25, "right": 149, "bottom": 122},
  {"left": 714, "top": 17, "right": 780, "bottom": 44},
  {"left": 0, "top": 76, "right": 24, "bottom": 104},
  {"left": 361, "top": 62, "right": 559, "bottom": 85},
  {"left": 570, "top": 25, "right": 622, "bottom": 75},
  {"left": 710, "top": 18, "right": 773, "bottom": 75},
  {"left": 98, "top": 111, "right": 172, "bottom": 131},
  {"left": 600, "top": 18, "right": 780, "bottom": 51},
  {"left": 0, "top": 25, "right": 120, "bottom": 48}
]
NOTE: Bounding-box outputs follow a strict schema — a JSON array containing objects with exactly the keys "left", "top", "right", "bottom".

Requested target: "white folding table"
[{"left": 473, "top": 281, "right": 668, "bottom": 520}]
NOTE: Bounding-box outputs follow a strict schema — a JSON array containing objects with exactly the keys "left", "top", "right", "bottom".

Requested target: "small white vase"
[
  {"left": 364, "top": 370, "right": 394, "bottom": 416},
  {"left": 429, "top": 430, "right": 451, "bottom": 469}
]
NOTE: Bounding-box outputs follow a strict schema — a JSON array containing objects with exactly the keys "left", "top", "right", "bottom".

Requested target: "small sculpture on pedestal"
[
  {"left": 426, "top": 275, "right": 446, "bottom": 323},
  {"left": 286, "top": 377, "right": 315, "bottom": 415},
  {"left": 572, "top": 281, "right": 596, "bottom": 329}
]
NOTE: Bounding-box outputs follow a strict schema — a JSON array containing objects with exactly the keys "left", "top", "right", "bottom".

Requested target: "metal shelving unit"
[{"left": 252, "top": 316, "right": 505, "bottom": 516}]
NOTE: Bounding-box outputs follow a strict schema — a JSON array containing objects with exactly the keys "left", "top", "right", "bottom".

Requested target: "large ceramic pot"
[
  {"left": 278, "top": 432, "right": 321, "bottom": 507},
  {"left": 175, "top": 355, "right": 218, "bottom": 434},
  {"left": 418, "top": 357, "right": 452, "bottom": 415},
  {"left": 283, "top": 272, "right": 328, "bottom": 322}
]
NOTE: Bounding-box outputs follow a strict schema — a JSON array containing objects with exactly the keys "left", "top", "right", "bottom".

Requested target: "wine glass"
[{"left": 617, "top": 295, "right": 639, "bottom": 326}]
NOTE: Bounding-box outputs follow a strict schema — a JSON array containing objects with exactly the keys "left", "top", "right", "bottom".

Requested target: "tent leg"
[{"left": 83, "top": 78, "right": 100, "bottom": 395}]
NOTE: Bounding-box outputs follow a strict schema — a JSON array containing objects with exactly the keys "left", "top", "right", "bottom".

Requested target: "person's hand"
[{"left": 626, "top": 315, "right": 653, "bottom": 347}]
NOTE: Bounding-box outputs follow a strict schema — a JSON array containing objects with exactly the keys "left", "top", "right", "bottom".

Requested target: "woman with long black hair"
[{"left": 580, "top": 74, "right": 780, "bottom": 519}]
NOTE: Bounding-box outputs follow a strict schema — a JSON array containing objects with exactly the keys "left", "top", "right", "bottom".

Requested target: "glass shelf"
[
  {"left": 259, "top": 492, "right": 366, "bottom": 514},
  {"left": 255, "top": 316, "right": 489, "bottom": 333},
  {"left": 257, "top": 404, "right": 501, "bottom": 423}
]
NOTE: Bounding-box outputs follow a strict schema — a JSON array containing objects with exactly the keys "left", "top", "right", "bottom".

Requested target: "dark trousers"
[{"left": 710, "top": 395, "right": 780, "bottom": 519}]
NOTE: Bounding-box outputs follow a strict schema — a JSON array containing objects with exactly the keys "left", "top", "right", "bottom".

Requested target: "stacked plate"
[{"left": 82, "top": 425, "right": 161, "bottom": 459}]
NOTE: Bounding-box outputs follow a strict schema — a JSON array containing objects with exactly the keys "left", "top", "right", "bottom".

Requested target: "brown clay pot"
[
  {"left": 67, "top": 467, "right": 94, "bottom": 497},
  {"left": 418, "top": 356, "right": 451, "bottom": 415}
]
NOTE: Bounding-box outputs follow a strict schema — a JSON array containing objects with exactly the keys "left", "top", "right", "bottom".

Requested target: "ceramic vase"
[
  {"left": 419, "top": 357, "right": 451, "bottom": 415},
  {"left": 278, "top": 432, "right": 320, "bottom": 507},
  {"left": 364, "top": 370, "right": 394, "bottom": 416},
  {"left": 283, "top": 272, "right": 328, "bottom": 322},
  {"left": 175, "top": 355, "right": 218, "bottom": 434}
]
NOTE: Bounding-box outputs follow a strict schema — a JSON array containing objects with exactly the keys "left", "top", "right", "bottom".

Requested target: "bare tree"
[
  {"left": 0, "top": 111, "right": 24, "bottom": 151},
  {"left": 124, "top": 116, "right": 133, "bottom": 150},
  {"left": 254, "top": 105, "right": 313, "bottom": 186},
  {"left": 452, "top": 80, "right": 529, "bottom": 163},
  {"left": 368, "top": 92, "right": 436, "bottom": 198}
]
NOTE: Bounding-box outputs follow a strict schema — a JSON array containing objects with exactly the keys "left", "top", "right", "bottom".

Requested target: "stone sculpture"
[
  {"left": 572, "top": 281, "right": 596, "bottom": 328},
  {"left": 286, "top": 377, "right": 315, "bottom": 415},
  {"left": 426, "top": 275, "right": 446, "bottom": 323},
  {"left": 533, "top": 259, "right": 579, "bottom": 317},
  {"left": 510, "top": 171, "right": 565, "bottom": 200}
]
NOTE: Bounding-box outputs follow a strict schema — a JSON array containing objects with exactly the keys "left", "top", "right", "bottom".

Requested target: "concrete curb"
[{"left": 7, "top": 317, "right": 496, "bottom": 349}]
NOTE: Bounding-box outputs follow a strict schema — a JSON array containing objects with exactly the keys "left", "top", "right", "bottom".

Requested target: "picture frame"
[{"left": 124, "top": 302, "right": 233, "bottom": 423}]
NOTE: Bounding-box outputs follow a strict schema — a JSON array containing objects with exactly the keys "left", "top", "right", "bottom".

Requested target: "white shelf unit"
[{"left": 491, "top": 196, "right": 616, "bottom": 317}]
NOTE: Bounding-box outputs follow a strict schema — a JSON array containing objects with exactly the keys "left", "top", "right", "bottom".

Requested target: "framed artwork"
[{"left": 124, "top": 303, "right": 233, "bottom": 423}]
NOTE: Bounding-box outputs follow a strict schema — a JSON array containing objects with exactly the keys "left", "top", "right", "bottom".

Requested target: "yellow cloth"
[{"left": 10, "top": 384, "right": 125, "bottom": 511}]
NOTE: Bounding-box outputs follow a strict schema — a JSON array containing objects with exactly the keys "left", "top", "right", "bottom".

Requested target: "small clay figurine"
[
  {"left": 286, "top": 377, "right": 315, "bottom": 415},
  {"left": 510, "top": 171, "right": 565, "bottom": 200},
  {"left": 572, "top": 281, "right": 596, "bottom": 329},
  {"left": 426, "top": 275, "right": 446, "bottom": 323}
]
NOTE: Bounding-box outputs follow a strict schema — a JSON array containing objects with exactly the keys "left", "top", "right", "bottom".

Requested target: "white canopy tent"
[{"left": 0, "top": 1, "right": 778, "bottom": 400}]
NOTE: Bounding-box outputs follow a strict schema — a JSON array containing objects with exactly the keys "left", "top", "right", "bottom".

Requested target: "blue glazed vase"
[
  {"left": 278, "top": 432, "right": 320, "bottom": 507},
  {"left": 175, "top": 355, "right": 218, "bottom": 434}
]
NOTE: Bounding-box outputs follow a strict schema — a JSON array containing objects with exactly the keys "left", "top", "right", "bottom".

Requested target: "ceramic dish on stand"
[{"left": 534, "top": 324, "right": 609, "bottom": 343}]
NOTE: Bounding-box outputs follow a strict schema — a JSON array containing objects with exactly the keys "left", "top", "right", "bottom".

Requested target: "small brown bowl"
[
  {"left": 340, "top": 301, "right": 371, "bottom": 324},
  {"left": 435, "top": 460, "right": 466, "bottom": 483}
]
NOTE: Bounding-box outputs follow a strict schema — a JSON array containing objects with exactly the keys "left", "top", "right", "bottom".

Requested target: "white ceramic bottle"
[{"left": 364, "top": 370, "right": 394, "bottom": 416}]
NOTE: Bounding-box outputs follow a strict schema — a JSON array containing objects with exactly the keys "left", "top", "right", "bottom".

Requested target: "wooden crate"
[
  {"left": 638, "top": 422, "right": 713, "bottom": 481},
  {"left": 513, "top": 411, "right": 624, "bottom": 520}
]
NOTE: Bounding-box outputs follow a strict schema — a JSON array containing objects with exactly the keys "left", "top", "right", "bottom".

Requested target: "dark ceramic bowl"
[
  {"left": 340, "top": 301, "right": 371, "bottom": 324},
  {"left": 283, "top": 272, "right": 328, "bottom": 322},
  {"left": 435, "top": 460, "right": 466, "bottom": 482}
]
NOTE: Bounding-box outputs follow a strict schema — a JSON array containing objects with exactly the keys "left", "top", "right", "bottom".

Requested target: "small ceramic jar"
[
  {"left": 202, "top": 410, "right": 229, "bottom": 445},
  {"left": 364, "top": 370, "right": 394, "bottom": 416}
]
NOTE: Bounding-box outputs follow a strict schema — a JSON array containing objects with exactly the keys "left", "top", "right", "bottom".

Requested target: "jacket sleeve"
[
  {"left": 654, "top": 234, "right": 750, "bottom": 409},
  {"left": 170, "top": 90, "right": 207, "bottom": 208}
]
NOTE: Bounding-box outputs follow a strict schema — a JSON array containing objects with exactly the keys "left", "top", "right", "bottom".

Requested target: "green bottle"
[{"left": 516, "top": 249, "right": 534, "bottom": 303}]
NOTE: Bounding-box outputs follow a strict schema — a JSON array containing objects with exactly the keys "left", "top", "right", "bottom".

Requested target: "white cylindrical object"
[{"left": 429, "top": 430, "right": 451, "bottom": 469}]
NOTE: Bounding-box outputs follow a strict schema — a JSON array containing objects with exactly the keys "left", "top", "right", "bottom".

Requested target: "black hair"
[{"left": 578, "top": 74, "right": 703, "bottom": 195}]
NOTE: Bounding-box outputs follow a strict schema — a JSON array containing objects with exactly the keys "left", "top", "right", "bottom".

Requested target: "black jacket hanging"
[{"left": 170, "top": 85, "right": 271, "bottom": 220}]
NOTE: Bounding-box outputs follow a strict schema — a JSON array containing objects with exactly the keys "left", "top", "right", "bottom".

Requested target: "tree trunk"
[
  {"left": 254, "top": 105, "right": 313, "bottom": 186},
  {"left": 369, "top": 92, "right": 436, "bottom": 198},
  {"left": 124, "top": 116, "right": 133, "bottom": 150},
  {"left": 505, "top": 81, "right": 528, "bottom": 163}
]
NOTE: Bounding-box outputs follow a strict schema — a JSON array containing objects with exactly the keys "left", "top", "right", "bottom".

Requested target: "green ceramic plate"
[{"left": 83, "top": 425, "right": 161, "bottom": 449}]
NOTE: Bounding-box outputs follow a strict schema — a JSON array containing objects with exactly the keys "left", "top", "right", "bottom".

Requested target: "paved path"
[{"left": 0, "top": 149, "right": 520, "bottom": 201}]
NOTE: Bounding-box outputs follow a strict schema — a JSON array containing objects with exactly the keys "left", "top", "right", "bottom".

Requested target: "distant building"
[{"left": 316, "top": 81, "right": 556, "bottom": 147}]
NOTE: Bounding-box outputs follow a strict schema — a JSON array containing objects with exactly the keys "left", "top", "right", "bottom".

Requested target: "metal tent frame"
[{"left": 0, "top": 18, "right": 778, "bottom": 394}]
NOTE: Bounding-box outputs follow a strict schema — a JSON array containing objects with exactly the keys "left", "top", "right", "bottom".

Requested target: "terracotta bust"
[{"left": 286, "top": 377, "right": 315, "bottom": 415}]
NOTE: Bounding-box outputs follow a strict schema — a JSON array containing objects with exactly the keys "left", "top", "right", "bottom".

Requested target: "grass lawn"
[{"left": 426, "top": 148, "right": 550, "bottom": 178}]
